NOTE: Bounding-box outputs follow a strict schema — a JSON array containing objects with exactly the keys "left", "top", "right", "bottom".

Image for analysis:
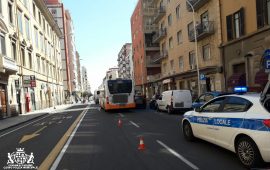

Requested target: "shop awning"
[
  {"left": 227, "top": 73, "right": 246, "bottom": 87},
  {"left": 255, "top": 70, "right": 268, "bottom": 85}
]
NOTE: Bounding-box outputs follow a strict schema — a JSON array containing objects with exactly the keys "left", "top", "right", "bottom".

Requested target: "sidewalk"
[{"left": 0, "top": 104, "right": 74, "bottom": 131}]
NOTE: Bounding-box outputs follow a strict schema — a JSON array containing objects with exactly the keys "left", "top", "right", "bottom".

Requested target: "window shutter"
[
  {"left": 239, "top": 8, "right": 245, "bottom": 36},
  {"left": 256, "top": 0, "right": 264, "bottom": 28},
  {"left": 226, "top": 15, "right": 233, "bottom": 41}
]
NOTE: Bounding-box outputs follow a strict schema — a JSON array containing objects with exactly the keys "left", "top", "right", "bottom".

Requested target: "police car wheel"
[
  {"left": 183, "top": 122, "right": 195, "bottom": 141},
  {"left": 236, "top": 137, "right": 262, "bottom": 168}
]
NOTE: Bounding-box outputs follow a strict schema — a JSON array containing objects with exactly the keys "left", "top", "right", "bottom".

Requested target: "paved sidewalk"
[{"left": 0, "top": 104, "right": 74, "bottom": 131}]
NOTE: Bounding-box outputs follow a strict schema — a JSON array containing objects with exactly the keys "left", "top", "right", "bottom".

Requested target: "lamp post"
[{"left": 186, "top": 0, "right": 201, "bottom": 96}]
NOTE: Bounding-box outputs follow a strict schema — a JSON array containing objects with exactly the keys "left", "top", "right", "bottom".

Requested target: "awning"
[
  {"left": 255, "top": 70, "right": 268, "bottom": 85},
  {"left": 227, "top": 73, "right": 246, "bottom": 87}
]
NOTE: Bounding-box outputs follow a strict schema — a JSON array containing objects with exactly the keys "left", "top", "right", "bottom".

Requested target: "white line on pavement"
[
  {"left": 156, "top": 140, "right": 199, "bottom": 170},
  {"left": 130, "top": 121, "right": 140, "bottom": 128},
  {"left": 50, "top": 109, "right": 88, "bottom": 170},
  {"left": 0, "top": 114, "right": 51, "bottom": 138},
  {"left": 119, "top": 113, "right": 124, "bottom": 117}
]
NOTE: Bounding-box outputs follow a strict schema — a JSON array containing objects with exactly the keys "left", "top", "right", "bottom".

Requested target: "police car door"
[
  {"left": 195, "top": 97, "right": 226, "bottom": 143},
  {"left": 212, "top": 96, "right": 251, "bottom": 148}
]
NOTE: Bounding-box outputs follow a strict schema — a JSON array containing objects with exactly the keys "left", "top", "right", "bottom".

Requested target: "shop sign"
[
  {"left": 23, "top": 75, "right": 36, "bottom": 87},
  {"left": 30, "top": 75, "right": 36, "bottom": 87}
]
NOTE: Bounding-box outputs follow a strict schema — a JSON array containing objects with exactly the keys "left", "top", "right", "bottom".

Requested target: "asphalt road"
[{"left": 0, "top": 104, "right": 268, "bottom": 170}]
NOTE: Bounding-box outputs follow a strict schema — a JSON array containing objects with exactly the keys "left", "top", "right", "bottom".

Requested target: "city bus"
[{"left": 99, "top": 78, "right": 136, "bottom": 111}]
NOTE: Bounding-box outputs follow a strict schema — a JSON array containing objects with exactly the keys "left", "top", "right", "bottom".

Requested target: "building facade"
[
  {"left": 220, "top": 0, "right": 270, "bottom": 92},
  {"left": 76, "top": 51, "right": 82, "bottom": 93},
  {"left": 0, "top": 0, "right": 63, "bottom": 117},
  {"left": 45, "top": 0, "right": 72, "bottom": 103},
  {"left": 117, "top": 43, "right": 133, "bottom": 79},
  {"left": 131, "top": 0, "right": 161, "bottom": 98}
]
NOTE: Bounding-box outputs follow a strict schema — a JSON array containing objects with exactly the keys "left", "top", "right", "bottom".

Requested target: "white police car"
[{"left": 182, "top": 86, "right": 270, "bottom": 168}]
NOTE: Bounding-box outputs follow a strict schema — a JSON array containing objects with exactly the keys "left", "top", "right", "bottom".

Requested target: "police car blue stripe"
[{"left": 184, "top": 115, "right": 269, "bottom": 132}]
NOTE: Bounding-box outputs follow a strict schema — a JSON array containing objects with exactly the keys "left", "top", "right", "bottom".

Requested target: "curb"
[{"left": 0, "top": 112, "right": 49, "bottom": 133}]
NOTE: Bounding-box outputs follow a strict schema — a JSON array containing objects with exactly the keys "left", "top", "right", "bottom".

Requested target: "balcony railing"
[
  {"left": 152, "top": 6, "right": 166, "bottom": 24},
  {"left": 147, "top": 73, "right": 161, "bottom": 82},
  {"left": 151, "top": 50, "right": 168, "bottom": 64},
  {"left": 0, "top": 55, "right": 18, "bottom": 73},
  {"left": 188, "top": 21, "right": 214, "bottom": 42},
  {"left": 186, "top": 0, "right": 210, "bottom": 12},
  {"left": 150, "top": 0, "right": 159, "bottom": 5},
  {"left": 153, "top": 28, "right": 167, "bottom": 43},
  {"left": 144, "top": 7, "right": 156, "bottom": 16},
  {"left": 144, "top": 24, "right": 158, "bottom": 33},
  {"left": 145, "top": 42, "right": 159, "bottom": 51}
]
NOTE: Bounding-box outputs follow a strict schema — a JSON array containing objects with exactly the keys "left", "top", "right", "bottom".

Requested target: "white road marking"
[
  {"left": 0, "top": 114, "right": 51, "bottom": 138},
  {"left": 119, "top": 113, "right": 124, "bottom": 117},
  {"left": 50, "top": 109, "right": 88, "bottom": 170},
  {"left": 130, "top": 121, "right": 140, "bottom": 128},
  {"left": 156, "top": 140, "right": 199, "bottom": 170}
]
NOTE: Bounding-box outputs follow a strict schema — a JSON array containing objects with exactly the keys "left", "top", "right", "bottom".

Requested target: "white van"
[{"left": 156, "top": 90, "right": 192, "bottom": 113}]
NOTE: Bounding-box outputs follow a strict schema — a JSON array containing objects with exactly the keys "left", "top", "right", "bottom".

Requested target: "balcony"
[
  {"left": 144, "top": 24, "right": 158, "bottom": 33},
  {"left": 144, "top": 7, "right": 156, "bottom": 16},
  {"left": 151, "top": 50, "right": 168, "bottom": 64},
  {"left": 188, "top": 21, "right": 214, "bottom": 42},
  {"left": 186, "top": 0, "right": 210, "bottom": 12},
  {"left": 0, "top": 55, "right": 18, "bottom": 73},
  {"left": 153, "top": 28, "right": 167, "bottom": 43},
  {"left": 150, "top": 0, "right": 159, "bottom": 5},
  {"left": 152, "top": 6, "right": 166, "bottom": 24},
  {"left": 145, "top": 42, "right": 159, "bottom": 51},
  {"left": 147, "top": 73, "right": 161, "bottom": 83}
]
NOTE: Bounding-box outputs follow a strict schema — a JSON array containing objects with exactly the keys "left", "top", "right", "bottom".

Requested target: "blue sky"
[{"left": 62, "top": 0, "right": 137, "bottom": 92}]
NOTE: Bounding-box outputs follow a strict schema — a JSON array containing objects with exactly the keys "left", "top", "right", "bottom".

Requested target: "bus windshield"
[{"left": 107, "top": 80, "right": 132, "bottom": 94}]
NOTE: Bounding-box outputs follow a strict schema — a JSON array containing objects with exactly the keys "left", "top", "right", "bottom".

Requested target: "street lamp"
[{"left": 186, "top": 0, "right": 201, "bottom": 96}]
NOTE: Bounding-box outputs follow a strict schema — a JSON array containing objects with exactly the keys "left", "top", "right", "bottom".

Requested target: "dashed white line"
[
  {"left": 156, "top": 140, "right": 199, "bottom": 170},
  {"left": 118, "top": 113, "right": 124, "bottom": 117},
  {"left": 0, "top": 114, "right": 51, "bottom": 138},
  {"left": 130, "top": 121, "right": 140, "bottom": 128}
]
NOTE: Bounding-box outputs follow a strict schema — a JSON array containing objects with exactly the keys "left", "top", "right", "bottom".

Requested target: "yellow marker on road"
[{"left": 19, "top": 126, "right": 47, "bottom": 144}]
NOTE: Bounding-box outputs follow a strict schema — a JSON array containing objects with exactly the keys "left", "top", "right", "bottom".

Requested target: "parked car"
[
  {"left": 134, "top": 94, "right": 146, "bottom": 109},
  {"left": 149, "top": 94, "right": 160, "bottom": 110},
  {"left": 182, "top": 89, "right": 270, "bottom": 168},
  {"left": 192, "top": 91, "right": 232, "bottom": 109},
  {"left": 156, "top": 90, "right": 192, "bottom": 114}
]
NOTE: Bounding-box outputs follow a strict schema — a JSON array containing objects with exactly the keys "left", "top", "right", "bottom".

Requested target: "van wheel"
[
  {"left": 236, "top": 137, "right": 263, "bottom": 168},
  {"left": 183, "top": 122, "right": 195, "bottom": 141}
]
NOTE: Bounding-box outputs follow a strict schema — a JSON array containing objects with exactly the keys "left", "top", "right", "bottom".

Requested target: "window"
[
  {"left": 170, "top": 60, "right": 174, "bottom": 71},
  {"left": 17, "top": 9, "right": 23, "bottom": 33},
  {"left": 21, "top": 48, "right": 25, "bottom": 66},
  {"left": 168, "top": 14, "right": 172, "bottom": 26},
  {"left": 176, "top": 4, "right": 181, "bottom": 19},
  {"left": 8, "top": 3, "right": 13, "bottom": 24},
  {"left": 203, "top": 44, "right": 210, "bottom": 61},
  {"left": 189, "top": 51, "right": 196, "bottom": 69},
  {"left": 28, "top": 53, "right": 32, "bottom": 69},
  {"left": 23, "top": 0, "right": 28, "bottom": 9},
  {"left": 177, "top": 30, "right": 182, "bottom": 44},
  {"left": 163, "top": 63, "right": 167, "bottom": 74},
  {"left": 223, "top": 97, "right": 252, "bottom": 112},
  {"left": 36, "top": 56, "right": 40, "bottom": 71},
  {"left": 25, "top": 16, "right": 30, "bottom": 40},
  {"left": 11, "top": 43, "right": 16, "bottom": 60},
  {"left": 42, "top": 59, "right": 45, "bottom": 73},
  {"left": 0, "top": 34, "right": 6, "bottom": 56},
  {"left": 32, "top": 3, "right": 36, "bottom": 18},
  {"left": 169, "top": 37, "right": 173, "bottom": 48},
  {"left": 179, "top": 56, "right": 184, "bottom": 72},
  {"left": 226, "top": 8, "right": 245, "bottom": 41},
  {"left": 34, "top": 27, "right": 38, "bottom": 48},
  {"left": 0, "top": 0, "right": 2, "bottom": 14},
  {"left": 201, "top": 97, "right": 226, "bottom": 112},
  {"left": 39, "top": 33, "right": 43, "bottom": 51},
  {"left": 256, "top": 0, "right": 270, "bottom": 28}
]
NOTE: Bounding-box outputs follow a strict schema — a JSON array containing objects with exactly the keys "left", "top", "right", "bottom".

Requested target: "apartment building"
[
  {"left": 81, "top": 66, "right": 88, "bottom": 92},
  {"left": 220, "top": 0, "right": 270, "bottom": 92},
  {"left": 117, "top": 43, "right": 133, "bottom": 79},
  {"left": 150, "top": 0, "right": 224, "bottom": 97},
  {"left": 45, "top": 0, "right": 72, "bottom": 103},
  {"left": 131, "top": 0, "right": 161, "bottom": 97},
  {"left": 0, "top": 0, "right": 63, "bottom": 117},
  {"left": 76, "top": 51, "right": 82, "bottom": 93}
]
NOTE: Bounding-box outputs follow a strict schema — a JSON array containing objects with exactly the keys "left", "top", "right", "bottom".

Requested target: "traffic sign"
[
  {"left": 200, "top": 74, "right": 206, "bottom": 80},
  {"left": 264, "top": 49, "right": 270, "bottom": 70}
]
